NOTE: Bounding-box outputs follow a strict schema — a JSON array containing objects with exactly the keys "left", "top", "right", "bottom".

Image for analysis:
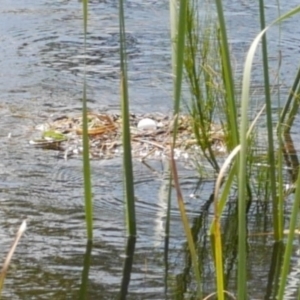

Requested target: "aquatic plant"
[
  {"left": 81, "top": 0, "right": 93, "bottom": 242},
  {"left": 78, "top": 0, "right": 300, "bottom": 298},
  {"left": 181, "top": 0, "right": 300, "bottom": 298}
]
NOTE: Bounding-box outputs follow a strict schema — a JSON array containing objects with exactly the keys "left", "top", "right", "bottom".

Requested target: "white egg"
[{"left": 137, "top": 118, "right": 157, "bottom": 131}]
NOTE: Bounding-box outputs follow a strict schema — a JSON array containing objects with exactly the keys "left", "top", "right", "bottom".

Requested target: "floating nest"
[{"left": 30, "top": 112, "right": 226, "bottom": 161}]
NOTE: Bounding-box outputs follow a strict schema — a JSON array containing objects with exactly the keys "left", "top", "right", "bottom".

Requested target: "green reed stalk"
[
  {"left": 258, "top": 0, "right": 282, "bottom": 241},
  {"left": 118, "top": 0, "right": 136, "bottom": 236},
  {"left": 82, "top": 0, "right": 93, "bottom": 241},
  {"left": 165, "top": 0, "right": 177, "bottom": 253},
  {"left": 239, "top": 61, "right": 253, "bottom": 300},
  {"left": 214, "top": 0, "right": 238, "bottom": 149}
]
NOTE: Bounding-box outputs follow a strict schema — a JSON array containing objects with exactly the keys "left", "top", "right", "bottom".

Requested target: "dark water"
[{"left": 1, "top": 0, "right": 300, "bottom": 298}]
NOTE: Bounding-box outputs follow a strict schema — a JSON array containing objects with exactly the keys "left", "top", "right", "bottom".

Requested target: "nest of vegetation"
[{"left": 30, "top": 112, "right": 226, "bottom": 161}]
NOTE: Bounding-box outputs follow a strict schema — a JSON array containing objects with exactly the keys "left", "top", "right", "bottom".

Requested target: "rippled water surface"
[{"left": 1, "top": 0, "right": 300, "bottom": 298}]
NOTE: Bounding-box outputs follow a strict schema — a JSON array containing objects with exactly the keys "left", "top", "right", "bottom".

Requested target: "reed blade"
[
  {"left": 81, "top": 0, "right": 93, "bottom": 241},
  {"left": 118, "top": 0, "right": 136, "bottom": 236}
]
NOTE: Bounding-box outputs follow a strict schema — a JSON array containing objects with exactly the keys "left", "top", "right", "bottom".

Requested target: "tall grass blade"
[
  {"left": 238, "top": 6, "right": 300, "bottom": 298},
  {"left": 81, "top": 0, "right": 93, "bottom": 241},
  {"left": 0, "top": 220, "right": 26, "bottom": 294},
  {"left": 258, "top": 0, "right": 282, "bottom": 241},
  {"left": 214, "top": 0, "right": 238, "bottom": 149},
  {"left": 118, "top": 0, "right": 136, "bottom": 236}
]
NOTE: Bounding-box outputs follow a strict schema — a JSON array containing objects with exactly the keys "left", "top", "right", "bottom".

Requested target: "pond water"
[{"left": 1, "top": 0, "right": 300, "bottom": 299}]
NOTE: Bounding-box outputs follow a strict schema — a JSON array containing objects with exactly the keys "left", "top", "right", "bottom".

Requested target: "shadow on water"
[
  {"left": 118, "top": 236, "right": 136, "bottom": 300},
  {"left": 79, "top": 240, "right": 92, "bottom": 300},
  {"left": 78, "top": 238, "right": 137, "bottom": 300}
]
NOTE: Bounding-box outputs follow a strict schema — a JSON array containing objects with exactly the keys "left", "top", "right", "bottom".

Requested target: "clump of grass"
[{"left": 184, "top": 1, "right": 224, "bottom": 172}]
